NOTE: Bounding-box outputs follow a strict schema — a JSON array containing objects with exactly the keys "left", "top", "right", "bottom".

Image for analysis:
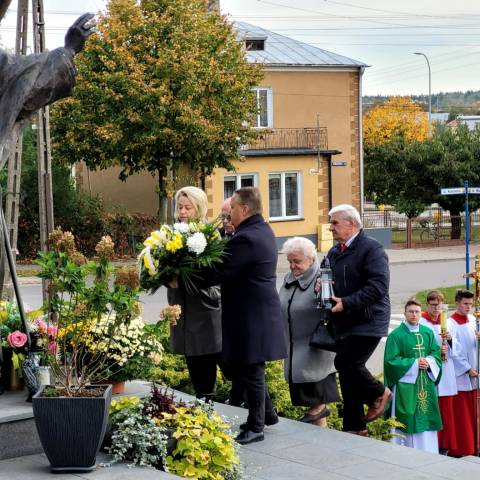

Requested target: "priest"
[{"left": 384, "top": 298, "right": 442, "bottom": 453}]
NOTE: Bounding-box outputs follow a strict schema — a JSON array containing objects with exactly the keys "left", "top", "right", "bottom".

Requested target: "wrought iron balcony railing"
[{"left": 241, "top": 127, "right": 328, "bottom": 151}]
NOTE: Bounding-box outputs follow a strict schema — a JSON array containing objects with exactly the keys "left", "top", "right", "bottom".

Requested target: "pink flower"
[
  {"left": 47, "top": 325, "right": 58, "bottom": 337},
  {"left": 47, "top": 341, "right": 58, "bottom": 355},
  {"left": 35, "top": 318, "right": 47, "bottom": 335},
  {"left": 7, "top": 331, "right": 27, "bottom": 348}
]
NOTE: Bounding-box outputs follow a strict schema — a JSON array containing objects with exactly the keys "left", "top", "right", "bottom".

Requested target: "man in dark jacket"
[
  {"left": 325, "top": 204, "right": 391, "bottom": 435},
  {"left": 199, "top": 187, "right": 287, "bottom": 444}
]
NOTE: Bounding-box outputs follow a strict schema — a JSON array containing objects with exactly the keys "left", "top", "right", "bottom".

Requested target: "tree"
[
  {"left": 363, "top": 96, "right": 429, "bottom": 147},
  {"left": 365, "top": 125, "right": 480, "bottom": 239},
  {"left": 51, "top": 0, "right": 263, "bottom": 220}
]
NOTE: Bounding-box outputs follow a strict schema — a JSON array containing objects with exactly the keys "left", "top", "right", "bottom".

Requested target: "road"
[{"left": 19, "top": 258, "right": 471, "bottom": 375}]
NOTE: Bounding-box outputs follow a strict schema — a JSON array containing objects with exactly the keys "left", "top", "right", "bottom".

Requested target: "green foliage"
[
  {"left": 365, "top": 125, "right": 480, "bottom": 228},
  {"left": 51, "top": 0, "right": 264, "bottom": 218},
  {"left": 163, "top": 404, "right": 240, "bottom": 479},
  {"left": 42, "top": 386, "right": 60, "bottom": 397}
]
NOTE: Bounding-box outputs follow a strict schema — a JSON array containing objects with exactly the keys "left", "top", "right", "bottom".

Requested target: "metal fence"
[
  {"left": 362, "top": 207, "right": 480, "bottom": 248},
  {"left": 241, "top": 127, "right": 328, "bottom": 151}
]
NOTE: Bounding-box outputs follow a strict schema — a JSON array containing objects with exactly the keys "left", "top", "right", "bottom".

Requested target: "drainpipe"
[{"left": 358, "top": 66, "right": 365, "bottom": 215}]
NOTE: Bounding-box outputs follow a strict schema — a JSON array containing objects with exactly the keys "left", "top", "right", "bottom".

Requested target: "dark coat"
[
  {"left": 167, "top": 285, "right": 222, "bottom": 356},
  {"left": 199, "top": 214, "right": 287, "bottom": 365},
  {"left": 327, "top": 230, "right": 390, "bottom": 338}
]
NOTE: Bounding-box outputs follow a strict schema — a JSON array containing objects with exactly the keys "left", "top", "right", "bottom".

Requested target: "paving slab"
[{"left": 2, "top": 381, "right": 480, "bottom": 479}]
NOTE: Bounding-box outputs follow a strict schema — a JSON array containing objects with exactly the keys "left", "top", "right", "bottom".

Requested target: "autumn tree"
[
  {"left": 363, "top": 96, "right": 429, "bottom": 147},
  {"left": 51, "top": 0, "right": 263, "bottom": 220}
]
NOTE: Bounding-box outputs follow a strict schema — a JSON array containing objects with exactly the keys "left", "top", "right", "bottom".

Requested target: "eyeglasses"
[{"left": 220, "top": 213, "right": 231, "bottom": 221}]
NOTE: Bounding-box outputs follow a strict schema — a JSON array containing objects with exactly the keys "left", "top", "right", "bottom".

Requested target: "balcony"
[{"left": 241, "top": 127, "right": 328, "bottom": 152}]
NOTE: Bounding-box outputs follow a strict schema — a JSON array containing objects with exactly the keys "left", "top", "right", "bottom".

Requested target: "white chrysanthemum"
[
  {"left": 186, "top": 232, "right": 207, "bottom": 255},
  {"left": 173, "top": 222, "right": 190, "bottom": 234}
]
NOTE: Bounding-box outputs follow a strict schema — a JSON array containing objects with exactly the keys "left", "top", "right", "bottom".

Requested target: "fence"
[{"left": 362, "top": 207, "right": 480, "bottom": 248}]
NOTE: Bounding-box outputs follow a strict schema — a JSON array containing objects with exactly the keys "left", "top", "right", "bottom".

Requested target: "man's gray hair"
[
  {"left": 328, "top": 204, "right": 362, "bottom": 228},
  {"left": 281, "top": 236, "right": 318, "bottom": 262}
]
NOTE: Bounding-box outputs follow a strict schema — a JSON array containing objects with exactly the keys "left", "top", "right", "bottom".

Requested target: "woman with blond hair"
[{"left": 167, "top": 186, "right": 222, "bottom": 401}]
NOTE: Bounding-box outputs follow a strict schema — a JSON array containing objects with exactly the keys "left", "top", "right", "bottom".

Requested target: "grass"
[{"left": 415, "top": 284, "right": 473, "bottom": 308}]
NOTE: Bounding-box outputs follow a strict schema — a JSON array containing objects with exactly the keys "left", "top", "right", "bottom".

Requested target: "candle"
[
  {"left": 37, "top": 366, "right": 51, "bottom": 386},
  {"left": 440, "top": 304, "right": 448, "bottom": 333}
]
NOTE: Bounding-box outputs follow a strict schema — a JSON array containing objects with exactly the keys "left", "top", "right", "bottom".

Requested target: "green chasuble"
[{"left": 384, "top": 322, "right": 442, "bottom": 434}]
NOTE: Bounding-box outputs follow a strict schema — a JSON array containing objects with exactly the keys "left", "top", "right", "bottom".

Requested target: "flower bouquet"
[{"left": 138, "top": 220, "right": 227, "bottom": 293}]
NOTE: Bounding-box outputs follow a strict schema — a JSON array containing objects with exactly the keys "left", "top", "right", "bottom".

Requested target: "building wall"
[{"left": 76, "top": 67, "right": 362, "bottom": 243}]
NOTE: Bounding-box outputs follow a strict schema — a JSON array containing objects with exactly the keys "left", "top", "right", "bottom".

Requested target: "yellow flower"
[{"left": 165, "top": 232, "right": 184, "bottom": 253}]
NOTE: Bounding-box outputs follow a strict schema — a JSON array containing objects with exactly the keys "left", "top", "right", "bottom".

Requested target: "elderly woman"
[
  {"left": 279, "top": 237, "right": 340, "bottom": 427},
  {"left": 167, "top": 186, "right": 222, "bottom": 401}
]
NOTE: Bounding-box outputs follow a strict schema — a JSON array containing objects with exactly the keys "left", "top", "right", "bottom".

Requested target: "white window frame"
[
  {"left": 223, "top": 173, "right": 259, "bottom": 199},
  {"left": 268, "top": 171, "right": 303, "bottom": 221},
  {"left": 253, "top": 87, "right": 273, "bottom": 129}
]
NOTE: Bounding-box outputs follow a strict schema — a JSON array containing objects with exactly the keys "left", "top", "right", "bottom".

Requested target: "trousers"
[{"left": 334, "top": 335, "right": 385, "bottom": 431}]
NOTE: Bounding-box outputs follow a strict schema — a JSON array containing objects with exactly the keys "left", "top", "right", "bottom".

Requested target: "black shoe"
[
  {"left": 239, "top": 414, "right": 279, "bottom": 431},
  {"left": 299, "top": 407, "right": 330, "bottom": 423},
  {"left": 235, "top": 429, "right": 264, "bottom": 445}
]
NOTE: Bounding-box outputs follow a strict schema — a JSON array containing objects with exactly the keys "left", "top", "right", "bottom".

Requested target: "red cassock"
[{"left": 448, "top": 390, "right": 475, "bottom": 457}]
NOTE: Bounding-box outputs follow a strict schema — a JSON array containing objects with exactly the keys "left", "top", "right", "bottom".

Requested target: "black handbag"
[{"left": 309, "top": 318, "right": 337, "bottom": 352}]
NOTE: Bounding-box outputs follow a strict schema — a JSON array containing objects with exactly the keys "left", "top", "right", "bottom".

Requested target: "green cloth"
[{"left": 384, "top": 322, "right": 442, "bottom": 434}]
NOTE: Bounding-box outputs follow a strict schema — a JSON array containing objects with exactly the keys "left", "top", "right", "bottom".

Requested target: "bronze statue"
[{"left": 0, "top": 3, "right": 95, "bottom": 168}]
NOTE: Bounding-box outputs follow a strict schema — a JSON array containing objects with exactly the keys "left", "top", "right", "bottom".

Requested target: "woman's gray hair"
[
  {"left": 328, "top": 204, "right": 362, "bottom": 228},
  {"left": 281, "top": 237, "right": 317, "bottom": 261}
]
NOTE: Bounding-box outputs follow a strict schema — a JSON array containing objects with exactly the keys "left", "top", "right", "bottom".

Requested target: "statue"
[
  {"left": 0, "top": 3, "right": 95, "bottom": 168},
  {"left": 0, "top": 2, "right": 95, "bottom": 397}
]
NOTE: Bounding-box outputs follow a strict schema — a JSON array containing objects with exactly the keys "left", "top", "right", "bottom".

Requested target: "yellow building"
[{"left": 78, "top": 22, "right": 366, "bottom": 251}]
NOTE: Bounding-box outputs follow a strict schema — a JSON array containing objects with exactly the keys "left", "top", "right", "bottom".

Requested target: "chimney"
[{"left": 207, "top": 0, "right": 220, "bottom": 14}]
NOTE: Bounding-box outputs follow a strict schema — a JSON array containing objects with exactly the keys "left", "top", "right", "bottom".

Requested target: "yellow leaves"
[{"left": 363, "top": 96, "right": 429, "bottom": 146}]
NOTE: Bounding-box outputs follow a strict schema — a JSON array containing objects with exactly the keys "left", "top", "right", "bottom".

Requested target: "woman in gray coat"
[
  {"left": 167, "top": 186, "right": 222, "bottom": 400},
  {"left": 279, "top": 237, "right": 340, "bottom": 427}
]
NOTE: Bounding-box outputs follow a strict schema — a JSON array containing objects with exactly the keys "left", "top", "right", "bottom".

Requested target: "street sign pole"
[{"left": 466, "top": 180, "right": 470, "bottom": 289}]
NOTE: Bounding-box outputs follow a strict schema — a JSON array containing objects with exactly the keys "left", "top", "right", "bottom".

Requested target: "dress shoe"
[
  {"left": 235, "top": 429, "right": 264, "bottom": 445},
  {"left": 364, "top": 387, "right": 392, "bottom": 422},
  {"left": 239, "top": 413, "right": 279, "bottom": 431},
  {"left": 347, "top": 430, "right": 368, "bottom": 437},
  {"left": 299, "top": 407, "right": 330, "bottom": 423}
]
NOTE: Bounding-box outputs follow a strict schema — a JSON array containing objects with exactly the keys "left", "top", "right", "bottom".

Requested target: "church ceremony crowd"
[{"left": 166, "top": 184, "right": 480, "bottom": 456}]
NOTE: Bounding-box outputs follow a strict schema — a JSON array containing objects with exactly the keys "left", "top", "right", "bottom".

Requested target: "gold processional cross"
[{"left": 413, "top": 333, "right": 428, "bottom": 414}]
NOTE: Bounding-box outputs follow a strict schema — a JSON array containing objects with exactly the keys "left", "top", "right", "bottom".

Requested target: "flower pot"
[
  {"left": 32, "top": 384, "right": 112, "bottom": 472},
  {"left": 110, "top": 381, "right": 125, "bottom": 395}
]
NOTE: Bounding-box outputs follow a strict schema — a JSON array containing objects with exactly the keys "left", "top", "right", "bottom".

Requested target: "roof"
[{"left": 234, "top": 21, "right": 366, "bottom": 68}]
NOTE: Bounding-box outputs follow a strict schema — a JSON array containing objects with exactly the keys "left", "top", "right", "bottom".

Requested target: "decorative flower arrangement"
[
  {"left": 0, "top": 302, "right": 43, "bottom": 372},
  {"left": 108, "top": 385, "right": 241, "bottom": 479},
  {"left": 138, "top": 220, "right": 227, "bottom": 293},
  {"left": 159, "top": 305, "right": 182, "bottom": 326},
  {"left": 36, "top": 228, "right": 163, "bottom": 396}
]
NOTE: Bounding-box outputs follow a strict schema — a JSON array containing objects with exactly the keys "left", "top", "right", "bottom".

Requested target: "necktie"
[{"left": 340, "top": 243, "right": 347, "bottom": 252}]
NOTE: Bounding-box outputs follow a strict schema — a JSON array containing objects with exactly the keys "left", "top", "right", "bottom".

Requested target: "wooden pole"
[{"left": 32, "top": 0, "right": 54, "bottom": 301}]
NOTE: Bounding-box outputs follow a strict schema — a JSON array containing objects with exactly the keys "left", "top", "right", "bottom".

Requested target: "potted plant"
[
  {"left": 108, "top": 384, "right": 242, "bottom": 479},
  {"left": 32, "top": 229, "right": 163, "bottom": 472}
]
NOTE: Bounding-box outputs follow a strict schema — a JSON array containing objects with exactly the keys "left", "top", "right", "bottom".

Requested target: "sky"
[{"left": 1, "top": 0, "right": 480, "bottom": 97}]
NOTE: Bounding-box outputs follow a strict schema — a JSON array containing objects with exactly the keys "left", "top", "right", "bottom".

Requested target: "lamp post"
[{"left": 414, "top": 52, "right": 431, "bottom": 124}]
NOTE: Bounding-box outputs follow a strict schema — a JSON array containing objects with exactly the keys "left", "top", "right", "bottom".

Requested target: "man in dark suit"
[
  {"left": 323, "top": 204, "right": 391, "bottom": 436},
  {"left": 199, "top": 187, "right": 287, "bottom": 444}
]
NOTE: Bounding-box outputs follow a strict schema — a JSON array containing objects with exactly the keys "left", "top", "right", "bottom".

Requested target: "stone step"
[{"left": 0, "top": 389, "right": 42, "bottom": 461}]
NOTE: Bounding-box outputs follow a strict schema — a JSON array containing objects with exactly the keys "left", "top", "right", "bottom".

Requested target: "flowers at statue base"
[
  {"left": 0, "top": 301, "right": 46, "bottom": 372},
  {"left": 138, "top": 220, "right": 227, "bottom": 293},
  {"left": 35, "top": 228, "right": 164, "bottom": 396}
]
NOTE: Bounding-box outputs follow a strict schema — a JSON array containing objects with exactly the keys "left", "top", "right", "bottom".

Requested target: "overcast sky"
[{"left": 1, "top": 0, "right": 480, "bottom": 97}]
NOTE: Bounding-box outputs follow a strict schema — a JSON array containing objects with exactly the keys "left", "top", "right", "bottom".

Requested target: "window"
[
  {"left": 253, "top": 87, "right": 272, "bottom": 128},
  {"left": 223, "top": 174, "right": 258, "bottom": 199},
  {"left": 268, "top": 172, "right": 302, "bottom": 220},
  {"left": 245, "top": 39, "right": 265, "bottom": 51}
]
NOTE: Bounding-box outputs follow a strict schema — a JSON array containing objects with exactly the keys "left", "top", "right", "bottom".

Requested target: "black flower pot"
[{"left": 32, "top": 384, "right": 112, "bottom": 472}]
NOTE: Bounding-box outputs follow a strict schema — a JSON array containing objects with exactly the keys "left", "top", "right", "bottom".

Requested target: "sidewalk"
[{"left": 2, "top": 381, "right": 480, "bottom": 480}]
